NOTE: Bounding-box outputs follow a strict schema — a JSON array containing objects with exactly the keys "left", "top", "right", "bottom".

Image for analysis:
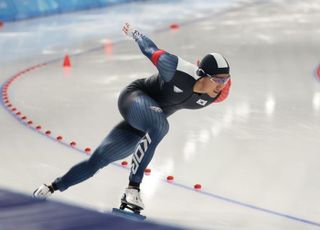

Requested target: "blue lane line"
[
  {"left": 2, "top": 74, "right": 320, "bottom": 228},
  {"left": 165, "top": 179, "right": 320, "bottom": 228}
]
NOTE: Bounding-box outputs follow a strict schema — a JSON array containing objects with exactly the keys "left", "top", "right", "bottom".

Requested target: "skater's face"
[
  {"left": 203, "top": 74, "right": 230, "bottom": 97},
  {"left": 195, "top": 61, "right": 230, "bottom": 98},
  {"left": 194, "top": 74, "right": 230, "bottom": 98}
]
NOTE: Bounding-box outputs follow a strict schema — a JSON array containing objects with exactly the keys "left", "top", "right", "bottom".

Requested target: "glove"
[{"left": 122, "top": 22, "right": 142, "bottom": 41}]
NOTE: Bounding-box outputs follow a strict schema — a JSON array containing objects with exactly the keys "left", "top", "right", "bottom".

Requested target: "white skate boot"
[
  {"left": 112, "top": 188, "right": 146, "bottom": 220},
  {"left": 120, "top": 188, "right": 145, "bottom": 212},
  {"left": 33, "top": 184, "right": 53, "bottom": 199}
]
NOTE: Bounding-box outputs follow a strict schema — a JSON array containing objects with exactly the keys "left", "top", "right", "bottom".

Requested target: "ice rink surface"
[{"left": 1, "top": 0, "right": 320, "bottom": 229}]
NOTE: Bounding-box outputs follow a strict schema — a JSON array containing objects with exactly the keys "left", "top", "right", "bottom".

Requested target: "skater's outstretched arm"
[{"left": 123, "top": 23, "right": 178, "bottom": 82}]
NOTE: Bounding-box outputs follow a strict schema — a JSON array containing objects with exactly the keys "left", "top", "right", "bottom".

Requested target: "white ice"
[{"left": 0, "top": 0, "right": 320, "bottom": 229}]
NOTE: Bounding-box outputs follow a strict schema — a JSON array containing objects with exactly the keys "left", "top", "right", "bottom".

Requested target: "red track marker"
[
  {"left": 45, "top": 130, "right": 51, "bottom": 135},
  {"left": 144, "top": 168, "right": 151, "bottom": 175},
  {"left": 170, "top": 23, "right": 180, "bottom": 30},
  {"left": 194, "top": 184, "right": 202, "bottom": 190},
  {"left": 121, "top": 161, "right": 128, "bottom": 166},
  {"left": 166, "top": 176, "right": 174, "bottom": 183}
]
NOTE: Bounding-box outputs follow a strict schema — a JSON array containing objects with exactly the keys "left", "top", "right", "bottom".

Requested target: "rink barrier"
[
  {"left": 2, "top": 58, "right": 320, "bottom": 229},
  {"left": 0, "top": 0, "right": 148, "bottom": 22}
]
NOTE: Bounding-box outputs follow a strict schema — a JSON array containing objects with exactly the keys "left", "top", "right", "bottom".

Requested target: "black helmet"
[{"left": 197, "top": 53, "right": 230, "bottom": 76}]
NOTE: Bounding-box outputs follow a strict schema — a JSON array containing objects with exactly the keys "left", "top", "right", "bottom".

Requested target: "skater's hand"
[
  {"left": 122, "top": 22, "right": 133, "bottom": 38},
  {"left": 122, "top": 22, "right": 141, "bottom": 40},
  {"left": 122, "top": 22, "right": 130, "bottom": 36}
]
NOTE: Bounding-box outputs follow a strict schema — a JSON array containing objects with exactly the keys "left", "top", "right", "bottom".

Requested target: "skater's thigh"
[
  {"left": 101, "top": 120, "right": 145, "bottom": 145},
  {"left": 118, "top": 90, "right": 168, "bottom": 132}
]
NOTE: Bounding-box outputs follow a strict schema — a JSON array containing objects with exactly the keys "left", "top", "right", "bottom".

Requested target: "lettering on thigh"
[{"left": 131, "top": 133, "right": 152, "bottom": 174}]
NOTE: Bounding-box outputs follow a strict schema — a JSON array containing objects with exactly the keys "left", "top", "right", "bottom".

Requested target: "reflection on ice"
[
  {"left": 265, "top": 94, "right": 276, "bottom": 116},
  {"left": 312, "top": 92, "right": 320, "bottom": 111}
]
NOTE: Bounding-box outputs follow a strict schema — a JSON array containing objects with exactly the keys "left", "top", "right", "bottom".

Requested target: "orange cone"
[
  {"left": 104, "top": 39, "right": 113, "bottom": 55},
  {"left": 63, "top": 55, "right": 71, "bottom": 68}
]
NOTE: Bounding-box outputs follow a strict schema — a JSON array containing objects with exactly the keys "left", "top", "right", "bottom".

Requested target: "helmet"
[{"left": 197, "top": 53, "right": 230, "bottom": 77}]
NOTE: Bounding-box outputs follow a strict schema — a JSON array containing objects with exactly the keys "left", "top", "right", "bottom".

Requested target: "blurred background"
[{"left": 1, "top": 0, "right": 320, "bottom": 229}]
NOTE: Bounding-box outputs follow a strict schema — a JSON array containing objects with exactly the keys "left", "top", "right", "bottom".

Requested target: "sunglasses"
[{"left": 197, "top": 68, "right": 230, "bottom": 84}]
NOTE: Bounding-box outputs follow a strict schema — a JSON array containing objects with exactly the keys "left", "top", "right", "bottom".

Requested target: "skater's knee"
[
  {"left": 149, "top": 119, "right": 169, "bottom": 138},
  {"left": 160, "top": 119, "right": 169, "bottom": 136}
]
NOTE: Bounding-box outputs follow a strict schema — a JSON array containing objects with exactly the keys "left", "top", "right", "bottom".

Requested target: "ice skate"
[
  {"left": 121, "top": 188, "right": 145, "bottom": 211},
  {"left": 112, "top": 188, "right": 146, "bottom": 221},
  {"left": 33, "top": 184, "right": 53, "bottom": 199}
]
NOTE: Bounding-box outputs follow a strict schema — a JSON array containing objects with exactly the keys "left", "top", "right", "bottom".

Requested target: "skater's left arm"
[{"left": 123, "top": 23, "right": 178, "bottom": 82}]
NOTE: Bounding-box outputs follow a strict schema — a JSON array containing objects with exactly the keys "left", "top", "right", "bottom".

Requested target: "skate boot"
[
  {"left": 120, "top": 188, "right": 145, "bottom": 214},
  {"left": 33, "top": 184, "right": 54, "bottom": 199},
  {"left": 112, "top": 188, "right": 146, "bottom": 220}
]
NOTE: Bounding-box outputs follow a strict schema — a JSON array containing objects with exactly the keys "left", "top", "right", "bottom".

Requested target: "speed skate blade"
[{"left": 112, "top": 208, "right": 146, "bottom": 221}]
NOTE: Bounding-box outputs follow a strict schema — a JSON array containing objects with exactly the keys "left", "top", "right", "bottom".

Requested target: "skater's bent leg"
[
  {"left": 119, "top": 92, "right": 169, "bottom": 186},
  {"left": 52, "top": 121, "right": 144, "bottom": 192},
  {"left": 129, "top": 123, "right": 168, "bottom": 185}
]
